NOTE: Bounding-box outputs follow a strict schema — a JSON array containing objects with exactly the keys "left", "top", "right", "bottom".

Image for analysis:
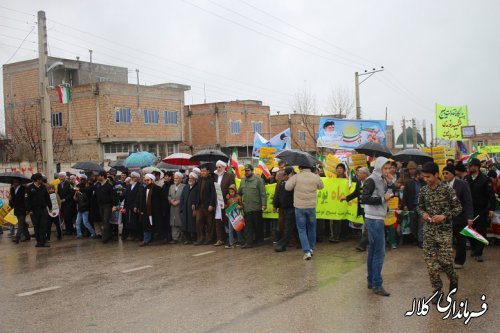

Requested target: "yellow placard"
[
  {"left": 3, "top": 209, "right": 18, "bottom": 225},
  {"left": 259, "top": 147, "right": 276, "bottom": 170},
  {"left": 385, "top": 197, "right": 399, "bottom": 226},
  {"left": 324, "top": 154, "right": 341, "bottom": 178},
  {"left": 263, "top": 178, "right": 363, "bottom": 223},
  {"left": 0, "top": 202, "right": 12, "bottom": 224},
  {"left": 350, "top": 154, "right": 367, "bottom": 169}
]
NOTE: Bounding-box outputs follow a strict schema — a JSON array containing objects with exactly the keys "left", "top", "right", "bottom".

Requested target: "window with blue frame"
[
  {"left": 230, "top": 121, "right": 241, "bottom": 134},
  {"left": 115, "top": 107, "right": 131, "bottom": 123},
  {"left": 144, "top": 109, "right": 159, "bottom": 124},
  {"left": 164, "top": 111, "right": 178, "bottom": 125},
  {"left": 252, "top": 121, "right": 262, "bottom": 133}
]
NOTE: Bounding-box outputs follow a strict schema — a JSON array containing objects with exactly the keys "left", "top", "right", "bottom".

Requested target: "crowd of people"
[{"left": 2, "top": 155, "right": 499, "bottom": 300}]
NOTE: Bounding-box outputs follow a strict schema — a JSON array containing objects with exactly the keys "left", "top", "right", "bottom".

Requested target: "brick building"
[
  {"left": 270, "top": 113, "right": 321, "bottom": 154},
  {"left": 3, "top": 57, "right": 190, "bottom": 165},
  {"left": 183, "top": 100, "right": 271, "bottom": 158}
]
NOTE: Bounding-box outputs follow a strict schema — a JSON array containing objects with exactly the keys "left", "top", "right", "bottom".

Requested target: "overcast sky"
[{"left": 1, "top": 0, "right": 499, "bottom": 139}]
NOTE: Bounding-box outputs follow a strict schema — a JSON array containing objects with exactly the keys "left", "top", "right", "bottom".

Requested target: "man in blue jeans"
[
  {"left": 361, "top": 157, "right": 394, "bottom": 296},
  {"left": 285, "top": 166, "right": 324, "bottom": 260}
]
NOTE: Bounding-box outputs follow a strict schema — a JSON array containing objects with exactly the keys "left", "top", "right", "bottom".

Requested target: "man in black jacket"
[
  {"left": 402, "top": 162, "right": 425, "bottom": 247},
  {"left": 25, "top": 173, "right": 52, "bottom": 247},
  {"left": 57, "top": 172, "right": 76, "bottom": 235},
  {"left": 274, "top": 166, "right": 296, "bottom": 252},
  {"left": 193, "top": 165, "right": 217, "bottom": 245},
  {"left": 464, "top": 158, "right": 496, "bottom": 262},
  {"left": 442, "top": 165, "right": 474, "bottom": 268},
  {"left": 9, "top": 179, "right": 29, "bottom": 243},
  {"left": 94, "top": 171, "right": 117, "bottom": 244},
  {"left": 74, "top": 175, "right": 97, "bottom": 239},
  {"left": 341, "top": 167, "right": 370, "bottom": 251},
  {"left": 123, "top": 171, "right": 142, "bottom": 241}
]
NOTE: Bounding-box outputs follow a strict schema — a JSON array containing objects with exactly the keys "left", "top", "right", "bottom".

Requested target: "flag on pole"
[
  {"left": 460, "top": 225, "right": 489, "bottom": 245},
  {"left": 257, "top": 159, "right": 271, "bottom": 179},
  {"left": 56, "top": 85, "right": 71, "bottom": 104},
  {"left": 228, "top": 148, "right": 241, "bottom": 178}
]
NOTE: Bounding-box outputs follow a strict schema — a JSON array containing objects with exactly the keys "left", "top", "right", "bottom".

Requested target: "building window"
[
  {"left": 475, "top": 140, "right": 484, "bottom": 147},
  {"left": 115, "top": 107, "right": 131, "bottom": 123},
  {"left": 166, "top": 143, "right": 179, "bottom": 156},
  {"left": 164, "top": 111, "right": 178, "bottom": 125},
  {"left": 51, "top": 112, "right": 63, "bottom": 128},
  {"left": 104, "top": 143, "right": 130, "bottom": 154},
  {"left": 144, "top": 109, "right": 159, "bottom": 124},
  {"left": 230, "top": 121, "right": 241, "bottom": 134},
  {"left": 252, "top": 121, "right": 262, "bottom": 133},
  {"left": 298, "top": 131, "right": 306, "bottom": 141}
]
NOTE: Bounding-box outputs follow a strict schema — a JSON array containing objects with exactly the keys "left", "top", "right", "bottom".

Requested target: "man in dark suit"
[
  {"left": 122, "top": 171, "right": 142, "bottom": 241},
  {"left": 442, "top": 165, "right": 474, "bottom": 268},
  {"left": 192, "top": 165, "right": 217, "bottom": 245},
  {"left": 341, "top": 167, "right": 370, "bottom": 251},
  {"left": 213, "top": 160, "right": 236, "bottom": 246},
  {"left": 402, "top": 162, "right": 425, "bottom": 247},
  {"left": 464, "top": 158, "right": 496, "bottom": 262},
  {"left": 9, "top": 179, "right": 29, "bottom": 243},
  {"left": 136, "top": 173, "right": 162, "bottom": 246},
  {"left": 57, "top": 172, "right": 76, "bottom": 235}
]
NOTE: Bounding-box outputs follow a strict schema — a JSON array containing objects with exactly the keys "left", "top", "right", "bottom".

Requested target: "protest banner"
[
  {"left": 350, "top": 154, "right": 367, "bottom": 169},
  {"left": 48, "top": 193, "right": 60, "bottom": 217},
  {"left": 263, "top": 178, "right": 363, "bottom": 223},
  {"left": 214, "top": 183, "right": 224, "bottom": 209},
  {"left": 324, "top": 154, "right": 341, "bottom": 178},
  {"left": 259, "top": 147, "right": 276, "bottom": 170},
  {"left": 225, "top": 202, "right": 245, "bottom": 232},
  {"left": 252, "top": 128, "right": 291, "bottom": 158},
  {"left": 317, "top": 118, "right": 387, "bottom": 149},
  {"left": 435, "top": 103, "right": 468, "bottom": 140}
]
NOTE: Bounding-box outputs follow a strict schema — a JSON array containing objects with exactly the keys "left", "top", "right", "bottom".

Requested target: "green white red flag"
[
  {"left": 56, "top": 85, "right": 70, "bottom": 104},
  {"left": 460, "top": 225, "right": 489, "bottom": 245}
]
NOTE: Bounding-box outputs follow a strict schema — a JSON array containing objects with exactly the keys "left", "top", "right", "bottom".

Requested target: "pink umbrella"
[{"left": 162, "top": 153, "right": 200, "bottom": 166}]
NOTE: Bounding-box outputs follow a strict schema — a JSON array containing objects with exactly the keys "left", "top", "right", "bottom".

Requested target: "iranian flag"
[
  {"left": 460, "top": 225, "right": 489, "bottom": 245},
  {"left": 228, "top": 148, "right": 241, "bottom": 178},
  {"left": 56, "top": 85, "right": 71, "bottom": 104},
  {"left": 257, "top": 159, "right": 271, "bottom": 179}
]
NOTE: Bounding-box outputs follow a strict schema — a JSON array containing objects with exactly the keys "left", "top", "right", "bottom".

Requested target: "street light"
[{"left": 355, "top": 66, "right": 384, "bottom": 119}]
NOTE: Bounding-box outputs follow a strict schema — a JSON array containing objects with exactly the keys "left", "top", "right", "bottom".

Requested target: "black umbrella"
[
  {"left": 109, "top": 160, "right": 128, "bottom": 173},
  {"left": 354, "top": 142, "right": 393, "bottom": 158},
  {"left": 190, "top": 149, "right": 229, "bottom": 163},
  {"left": 393, "top": 149, "right": 433, "bottom": 165},
  {"left": 0, "top": 172, "right": 32, "bottom": 185},
  {"left": 275, "top": 150, "right": 319, "bottom": 168},
  {"left": 72, "top": 161, "right": 104, "bottom": 172}
]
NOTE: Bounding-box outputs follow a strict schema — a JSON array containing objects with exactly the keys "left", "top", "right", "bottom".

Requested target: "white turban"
[
  {"left": 78, "top": 174, "right": 87, "bottom": 180},
  {"left": 125, "top": 177, "right": 131, "bottom": 182},
  {"left": 144, "top": 173, "right": 155, "bottom": 181},
  {"left": 189, "top": 172, "right": 199, "bottom": 179},
  {"left": 174, "top": 172, "right": 184, "bottom": 179},
  {"left": 192, "top": 167, "right": 201, "bottom": 175},
  {"left": 130, "top": 171, "right": 140, "bottom": 178},
  {"left": 216, "top": 160, "right": 227, "bottom": 168}
]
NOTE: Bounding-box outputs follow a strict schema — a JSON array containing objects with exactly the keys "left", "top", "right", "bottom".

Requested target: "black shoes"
[
  {"left": 274, "top": 247, "right": 286, "bottom": 252},
  {"left": 373, "top": 287, "right": 390, "bottom": 296},
  {"left": 240, "top": 244, "right": 253, "bottom": 249},
  {"left": 35, "top": 243, "right": 50, "bottom": 248}
]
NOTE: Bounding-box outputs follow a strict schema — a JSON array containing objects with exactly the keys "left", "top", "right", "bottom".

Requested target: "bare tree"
[
  {"left": 3, "top": 105, "right": 70, "bottom": 167},
  {"left": 290, "top": 87, "right": 320, "bottom": 154},
  {"left": 325, "top": 86, "right": 354, "bottom": 118}
]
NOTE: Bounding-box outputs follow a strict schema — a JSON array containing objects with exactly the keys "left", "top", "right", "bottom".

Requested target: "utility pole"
[
  {"left": 38, "top": 11, "right": 54, "bottom": 180},
  {"left": 354, "top": 67, "right": 384, "bottom": 119},
  {"left": 402, "top": 117, "right": 407, "bottom": 149},
  {"left": 412, "top": 118, "right": 418, "bottom": 148},
  {"left": 422, "top": 120, "right": 427, "bottom": 147}
]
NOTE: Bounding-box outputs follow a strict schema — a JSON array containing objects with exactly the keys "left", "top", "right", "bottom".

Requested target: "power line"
[
  {"left": 3, "top": 25, "right": 35, "bottom": 63},
  {"left": 237, "top": 0, "right": 380, "bottom": 68}
]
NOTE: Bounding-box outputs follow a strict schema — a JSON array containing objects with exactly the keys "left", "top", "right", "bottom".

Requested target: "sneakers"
[
  {"left": 373, "top": 287, "right": 390, "bottom": 296},
  {"left": 310, "top": 249, "right": 314, "bottom": 256},
  {"left": 303, "top": 252, "right": 312, "bottom": 260},
  {"left": 475, "top": 256, "right": 484, "bottom": 262},
  {"left": 213, "top": 240, "right": 224, "bottom": 247},
  {"left": 224, "top": 245, "right": 234, "bottom": 249},
  {"left": 391, "top": 244, "right": 397, "bottom": 249},
  {"left": 454, "top": 263, "right": 463, "bottom": 269},
  {"left": 355, "top": 246, "right": 366, "bottom": 252}
]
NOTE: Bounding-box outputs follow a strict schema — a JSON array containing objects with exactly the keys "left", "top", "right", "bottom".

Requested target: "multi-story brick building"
[
  {"left": 3, "top": 57, "right": 190, "bottom": 166},
  {"left": 182, "top": 100, "right": 271, "bottom": 159}
]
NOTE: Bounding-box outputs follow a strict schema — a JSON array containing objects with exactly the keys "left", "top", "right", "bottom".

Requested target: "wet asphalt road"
[{"left": 0, "top": 233, "right": 498, "bottom": 333}]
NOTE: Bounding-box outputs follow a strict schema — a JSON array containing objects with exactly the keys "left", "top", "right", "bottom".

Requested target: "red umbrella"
[{"left": 162, "top": 153, "right": 200, "bottom": 166}]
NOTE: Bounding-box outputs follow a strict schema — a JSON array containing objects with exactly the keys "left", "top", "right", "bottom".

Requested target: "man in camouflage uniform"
[{"left": 417, "top": 162, "right": 462, "bottom": 303}]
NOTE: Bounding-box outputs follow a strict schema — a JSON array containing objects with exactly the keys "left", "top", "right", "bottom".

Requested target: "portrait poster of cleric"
[
  {"left": 316, "top": 118, "right": 387, "bottom": 150},
  {"left": 252, "top": 128, "right": 291, "bottom": 158}
]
